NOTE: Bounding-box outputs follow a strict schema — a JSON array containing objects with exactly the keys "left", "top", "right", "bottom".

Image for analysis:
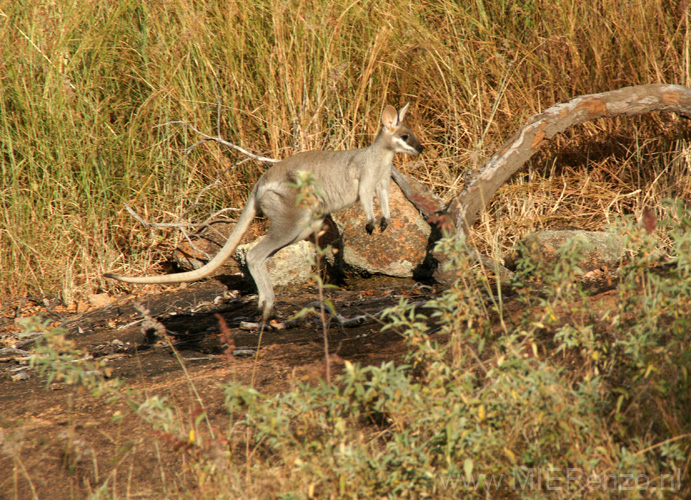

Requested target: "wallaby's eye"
[{"left": 401, "top": 134, "right": 409, "bottom": 141}]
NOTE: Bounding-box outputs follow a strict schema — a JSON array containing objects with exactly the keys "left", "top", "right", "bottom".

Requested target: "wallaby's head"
[{"left": 380, "top": 103, "right": 424, "bottom": 156}]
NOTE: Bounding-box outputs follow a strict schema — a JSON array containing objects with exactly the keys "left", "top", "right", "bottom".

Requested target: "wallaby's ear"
[
  {"left": 398, "top": 102, "right": 410, "bottom": 123},
  {"left": 381, "top": 105, "right": 399, "bottom": 130}
]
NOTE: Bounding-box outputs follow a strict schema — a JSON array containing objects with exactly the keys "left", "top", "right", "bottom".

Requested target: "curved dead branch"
[{"left": 447, "top": 83, "right": 691, "bottom": 237}]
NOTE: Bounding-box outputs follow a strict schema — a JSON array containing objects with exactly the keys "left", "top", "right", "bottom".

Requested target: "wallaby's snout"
[
  {"left": 388, "top": 123, "right": 424, "bottom": 156},
  {"left": 409, "top": 135, "right": 424, "bottom": 156}
]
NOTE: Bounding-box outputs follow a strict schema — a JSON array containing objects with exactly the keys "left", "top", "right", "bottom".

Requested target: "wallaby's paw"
[
  {"left": 366, "top": 222, "right": 375, "bottom": 234},
  {"left": 380, "top": 217, "right": 389, "bottom": 232}
]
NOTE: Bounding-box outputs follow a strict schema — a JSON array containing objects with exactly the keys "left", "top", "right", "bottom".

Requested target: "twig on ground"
[{"left": 133, "top": 303, "right": 167, "bottom": 344}]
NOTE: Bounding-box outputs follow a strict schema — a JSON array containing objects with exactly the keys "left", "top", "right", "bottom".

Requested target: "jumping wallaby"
[{"left": 105, "top": 104, "right": 423, "bottom": 321}]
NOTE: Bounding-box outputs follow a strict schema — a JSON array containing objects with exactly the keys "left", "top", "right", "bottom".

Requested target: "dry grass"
[
  {"left": 472, "top": 115, "right": 691, "bottom": 261},
  {"left": 0, "top": 0, "right": 689, "bottom": 305}
]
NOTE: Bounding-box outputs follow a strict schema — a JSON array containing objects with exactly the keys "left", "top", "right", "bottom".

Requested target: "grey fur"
[{"left": 105, "top": 104, "right": 423, "bottom": 321}]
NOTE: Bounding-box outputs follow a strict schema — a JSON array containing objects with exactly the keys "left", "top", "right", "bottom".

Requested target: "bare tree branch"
[
  {"left": 447, "top": 83, "right": 691, "bottom": 237},
  {"left": 155, "top": 120, "right": 279, "bottom": 163},
  {"left": 122, "top": 103, "right": 275, "bottom": 253},
  {"left": 391, "top": 167, "right": 443, "bottom": 219},
  {"left": 392, "top": 167, "right": 456, "bottom": 234},
  {"left": 123, "top": 203, "right": 241, "bottom": 229}
]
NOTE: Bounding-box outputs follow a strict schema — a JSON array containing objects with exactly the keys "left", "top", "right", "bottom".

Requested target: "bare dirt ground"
[{"left": 0, "top": 276, "right": 450, "bottom": 499}]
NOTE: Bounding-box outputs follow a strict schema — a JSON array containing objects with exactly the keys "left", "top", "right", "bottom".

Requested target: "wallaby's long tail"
[{"left": 105, "top": 191, "right": 258, "bottom": 284}]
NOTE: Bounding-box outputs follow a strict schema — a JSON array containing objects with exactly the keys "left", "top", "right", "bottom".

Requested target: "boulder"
[
  {"left": 234, "top": 239, "right": 315, "bottom": 287},
  {"left": 330, "top": 182, "right": 430, "bottom": 277},
  {"left": 508, "top": 230, "right": 625, "bottom": 272}
]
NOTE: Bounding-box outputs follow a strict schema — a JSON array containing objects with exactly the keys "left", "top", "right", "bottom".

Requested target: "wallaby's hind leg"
[{"left": 246, "top": 209, "right": 324, "bottom": 322}]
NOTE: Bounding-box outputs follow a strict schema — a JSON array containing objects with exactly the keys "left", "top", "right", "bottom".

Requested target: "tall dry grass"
[{"left": 1, "top": 0, "right": 689, "bottom": 304}]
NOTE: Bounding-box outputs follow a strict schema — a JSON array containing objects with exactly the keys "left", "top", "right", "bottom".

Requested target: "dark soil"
[
  {"left": 0, "top": 277, "right": 441, "bottom": 499},
  {"left": 0, "top": 269, "right": 623, "bottom": 499}
]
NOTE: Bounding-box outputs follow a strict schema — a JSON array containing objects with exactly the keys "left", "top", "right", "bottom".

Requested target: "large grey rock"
[
  {"left": 234, "top": 239, "right": 315, "bottom": 287},
  {"left": 510, "top": 230, "right": 625, "bottom": 272}
]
